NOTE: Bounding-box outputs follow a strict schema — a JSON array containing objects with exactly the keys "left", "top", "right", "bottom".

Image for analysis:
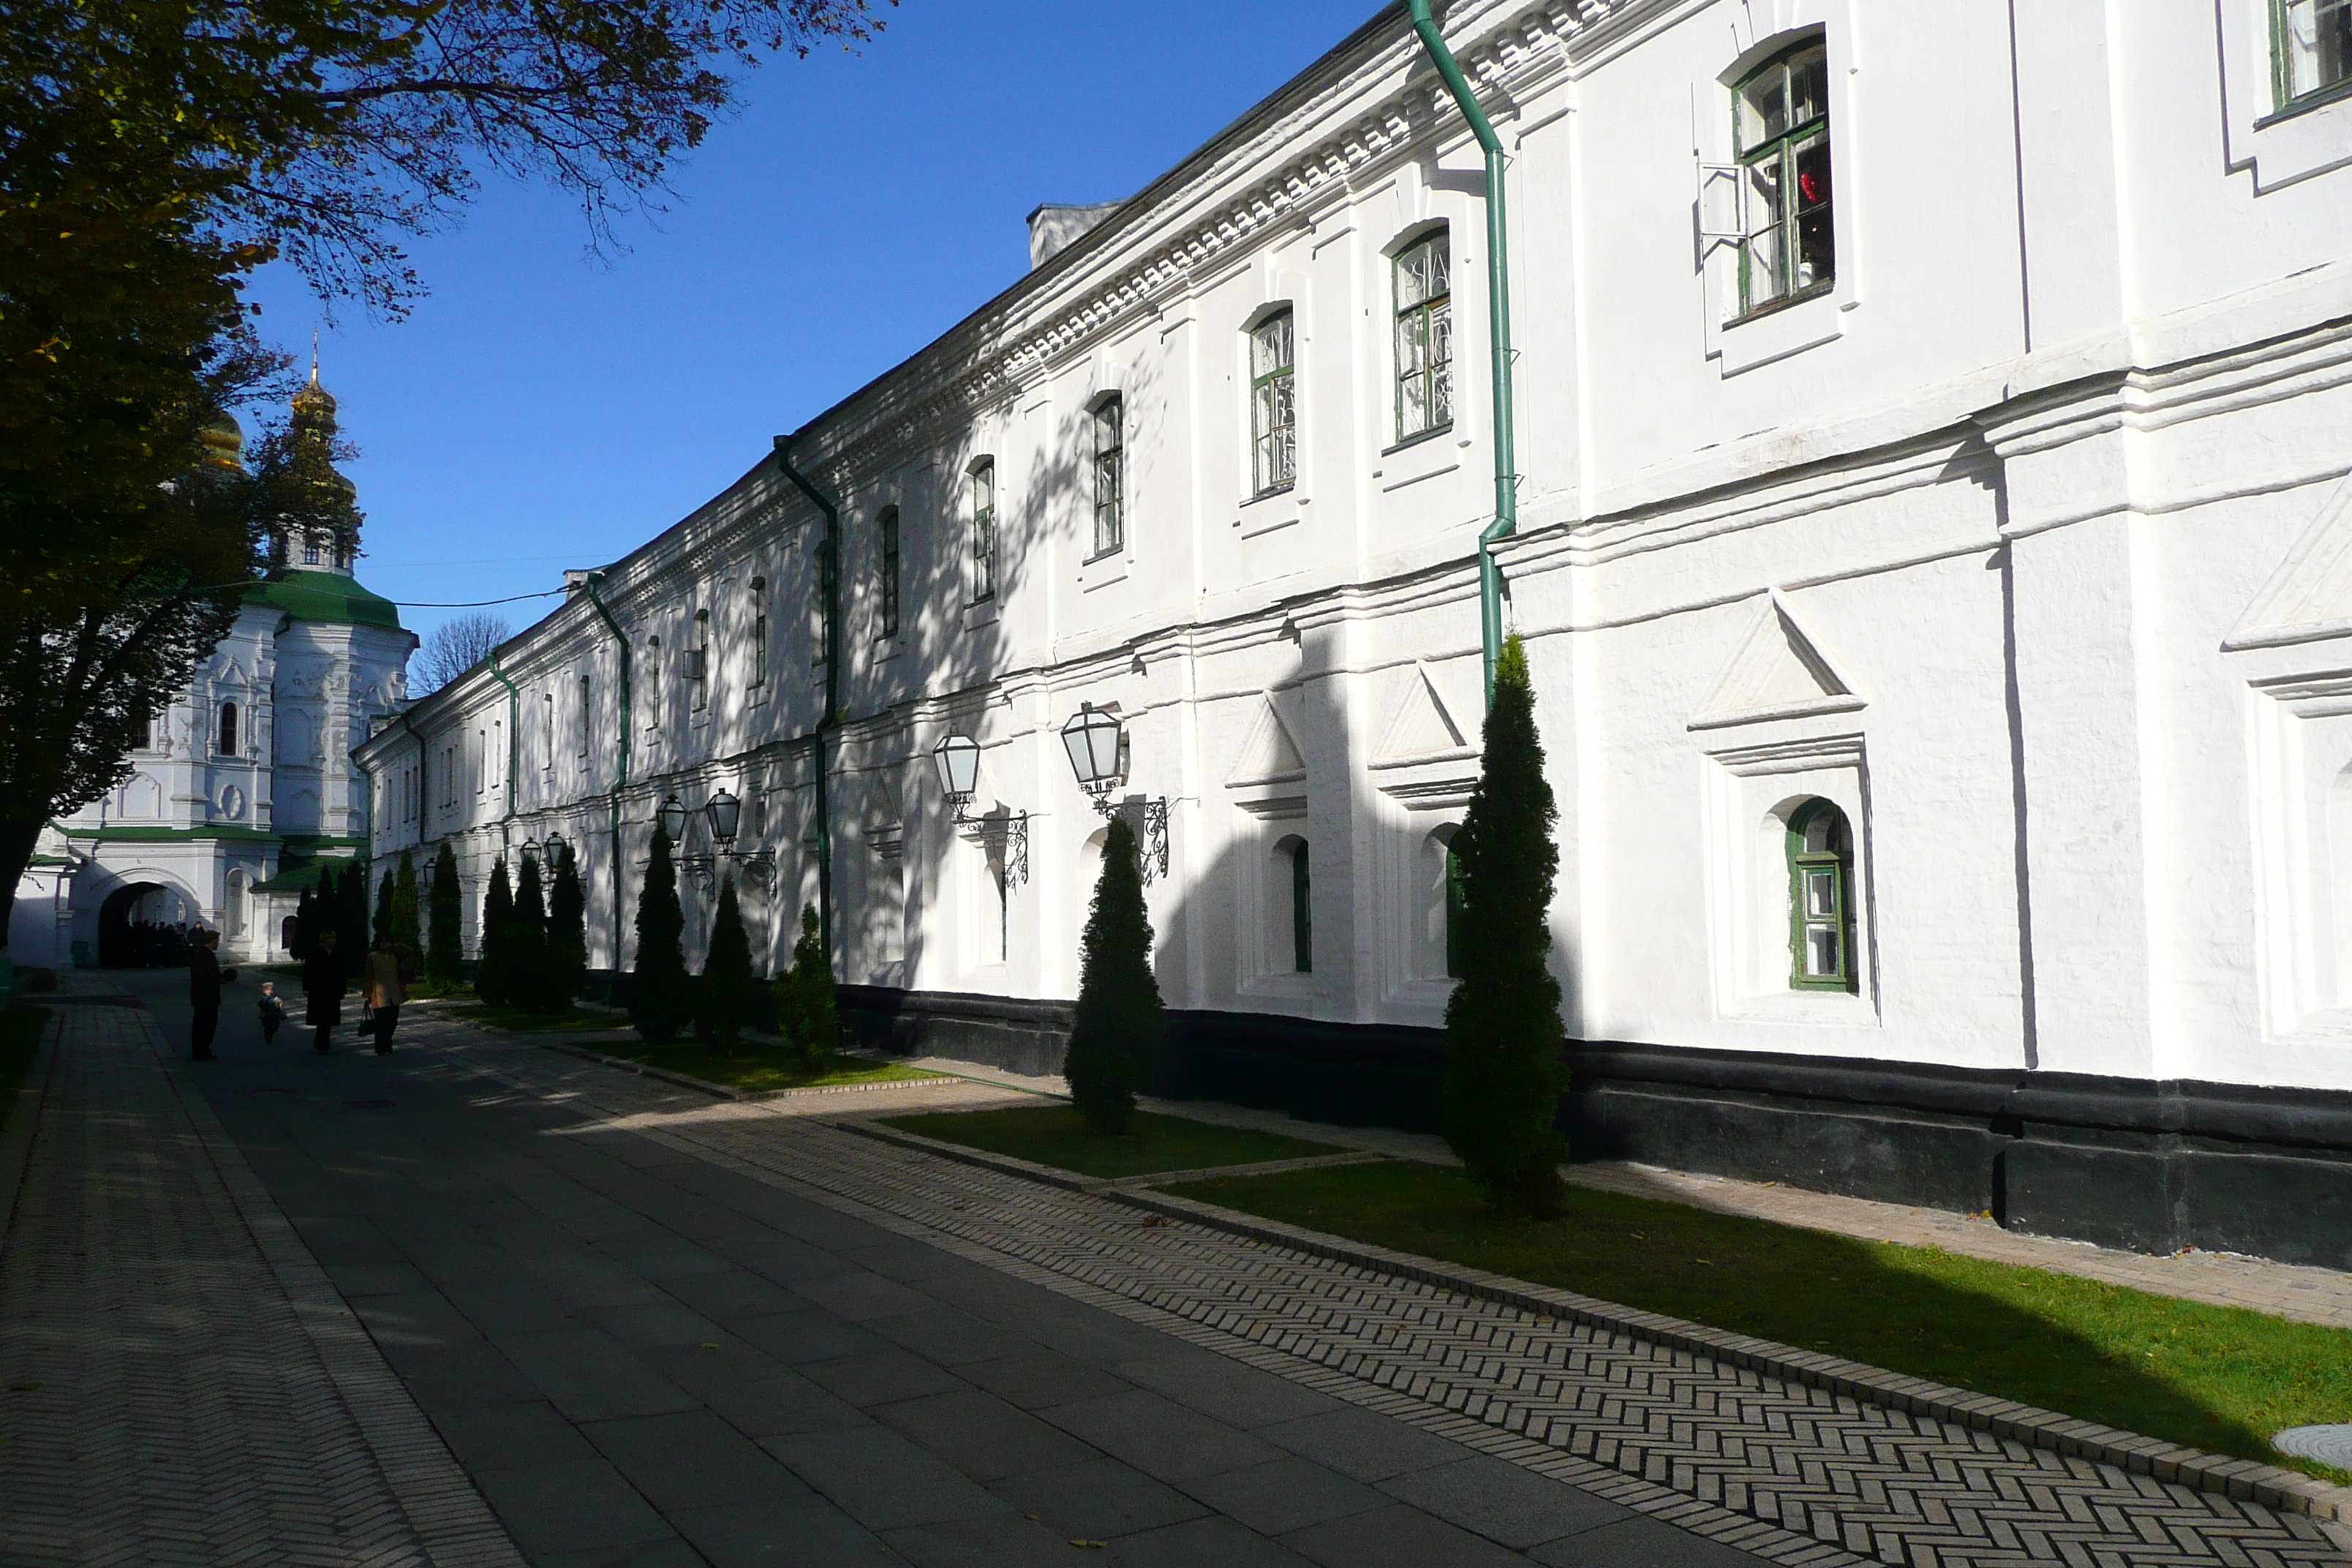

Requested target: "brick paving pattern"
[
  {"left": 410, "top": 1019, "right": 2350, "bottom": 1568},
  {"left": 0, "top": 1002, "right": 526, "bottom": 1568}
]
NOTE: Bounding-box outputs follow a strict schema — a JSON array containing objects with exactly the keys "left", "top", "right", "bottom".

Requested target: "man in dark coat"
[
  {"left": 188, "top": 929, "right": 233, "bottom": 1060},
  {"left": 303, "top": 929, "right": 345, "bottom": 1054}
]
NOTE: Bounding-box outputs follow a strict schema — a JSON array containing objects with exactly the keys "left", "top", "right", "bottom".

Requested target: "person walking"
[
  {"left": 361, "top": 935, "right": 405, "bottom": 1055},
  {"left": 303, "top": 929, "right": 345, "bottom": 1054},
  {"left": 257, "top": 981, "right": 287, "bottom": 1045},
  {"left": 188, "top": 930, "right": 235, "bottom": 1060}
]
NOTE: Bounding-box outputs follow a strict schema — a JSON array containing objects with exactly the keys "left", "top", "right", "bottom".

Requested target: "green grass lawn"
[
  {"left": 443, "top": 1002, "right": 628, "bottom": 1033},
  {"left": 1164, "top": 1160, "right": 2352, "bottom": 1485},
  {"left": 596, "top": 1039, "right": 943, "bottom": 1096},
  {"left": 881, "top": 1104, "right": 1343, "bottom": 1180},
  {"left": 0, "top": 1006, "right": 50, "bottom": 1139}
]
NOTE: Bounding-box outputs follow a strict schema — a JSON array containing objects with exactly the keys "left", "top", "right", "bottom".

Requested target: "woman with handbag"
[{"left": 361, "top": 934, "right": 406, "bottom": 1054}]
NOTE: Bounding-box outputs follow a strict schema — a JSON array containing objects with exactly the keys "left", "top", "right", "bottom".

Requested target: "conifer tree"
[
  {"left": 547, "top": 843, "right": 587, "bottom": 1009},
  {"left": 1064, "top": 816, "right": 1164, "bottom": 1134},
  {"left": 337, "top": 861, "right": 371, "bottom": 980},
  {"left": 629, "top": 824, "right": 691, "bottom": 1042},
  {"left": 292, "top": 881, "right": 319, "bottom": 959},
  {"left": 512, "top": 853, "right": 552, "bottom": 1011},
  {"left": 391, "top": 849, "right": 421, "bottom": 967},
  {"left": 373, "top": 863, "right": 396, "bottom": 947},
  {"left": 426, "top": 842, "right": 464, "bottom": 987},
  {"left": 1441, "top": 636, "right": 1569, "bottom": 1216},
  {"left": 773, "top": 904, "right": 837, "bottom": 1059},
  {"left": 475, "top": 858, "right": 513, "bottom": 1007},
  {"left": 696, "top": 875, "right": 757, "bottom": 1043}
]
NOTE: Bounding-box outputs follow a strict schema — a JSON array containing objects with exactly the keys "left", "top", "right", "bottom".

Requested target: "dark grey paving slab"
[
  {"left": 470, "top": 1457, "right": 675, "bottom": 1557},
  {"left": 1115, "top": 1348, "right": 1344, "bottom": 1428},
  {"left": 867, "top": 1303, "right": 1043, "bottom": 1366},
  {"left": 1529, "top": 1516, "right": 1787, "bottom": 1568},
  {"left": 870, "top": 1386, "right": 1102, "bottom": 1482},
  {"left": 659, "top": 1264, "right": 810, "bottom": 1320},
  {"left": 763, "top": 1425, "right": 1014, "bottom": 1530},
  {"left": 954, "top": 1350, "right": 1137, "bottom": 1411},
  {"left": 1257, "top": 1406, "right": 1482, "bottom": 1482},
  {"left": 733, "top": 1305, "right": 896, "bottom": 1364},
  {"left": 797, "top": 1343, "right": 970, "bottom": 1407},
  {"left": 985, "top": 1457, "right": 1210, "bottom": 1540},
  {"left": 1039, "top": 1389, "right": 1284, "bottom": 1482},
  {"left": 1379, "top": 1455, "right": 1637, "bottom": 1549},
  {"left": 495, "top": 1326, "right": 701, "bottom": 1420},
  {"left": 794, "top": 1264, "right": 941, "bottom": 1320},
  {"left": 1107, "top": 1514, "right": 1319, "bottom": 1567},
  {"left": 582, "top": 1410, "right": 810, "bottom": 1512},
  {"left": 1177, "top": 1457, "right": 1390, "bottom": 1534},
  {"left": 430, "top": 1400, "right": 608, "bottom": 1474},
  {"left": 538, "top": 1539, "right": 711, "bottom": 1568},
  {"left": 878, "top": 1511, "right": 1092, "bottom": 1567},
  {"left": 640, "top": 1343, "right": 870, "bottom": 1436},
  {"left": 669, "top": 1493, "right": 902, "bottom": 1567},
  {"left": 1282, "top": 1501, "right": 1536, "bottom": 1568}
]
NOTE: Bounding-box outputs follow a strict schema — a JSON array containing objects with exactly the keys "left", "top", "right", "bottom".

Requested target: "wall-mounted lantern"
[
  {"left": 1059, "top": 704, "right": 1168, "bottom": 883},
  {"left": 933, "top": 731, "right": 1028, "bottom": 883},
  {"left": 692, "top": 786, "right": 774, "bottom": 886},
  {"left": 657, "top": 794, "right": 690, "bottom": 843}
]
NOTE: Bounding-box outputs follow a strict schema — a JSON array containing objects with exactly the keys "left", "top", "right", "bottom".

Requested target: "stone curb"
[
  {"left": 0, "top": 1005, "right": 60, "bottom": 1265},
  {"left": 837, "top": 1117, "right": 2352, "bottom": 1525},
  {"left": 528, "top": 1039, "right": 960, "bottom": 1104}
]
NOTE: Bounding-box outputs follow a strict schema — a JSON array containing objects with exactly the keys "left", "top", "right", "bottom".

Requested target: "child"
[{"left": 258, "top": 981, "right": 286, "bottom": 1046}]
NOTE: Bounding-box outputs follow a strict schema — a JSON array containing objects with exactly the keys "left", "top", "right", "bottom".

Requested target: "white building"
[
  {"left": 355, "top": 0, "right": 2352, "bottom": 1265},
  {"left": 14, "top": 377, "right": 418, "bottom": 968}
]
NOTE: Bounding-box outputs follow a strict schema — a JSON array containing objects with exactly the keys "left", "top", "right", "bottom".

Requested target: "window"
[
  {"left": 1289, "top": 840, "right": 1313, "bottom": 973},
  {"left": 877, "top": 508, "right": 901, "bottom": 639},
  {"left": 749, "top": 578, "right": 769, "bottom": 686},
  {"left": 644, "top": 636, "right": 662, "bottom": 728},
  {"left": 690, "top": 610, "right": 710, "bottom": 710},
  {"left": 542, "top": 692, "right": 554, "bottom": 771},
  {"left": 576, "top": 674, "right": 591, "bottom": 754},
  {"left": 811, "top": 540, "right": 833, "bottom": 666},
  {"left": 302, "top": 535, "right": 320, "bottom": 566},
  {"left": 970, "top": 461, "right": 996, "bottom": 603},
  {"left": 1733, "top": 39, "right": 1833, "bottom": 316},
  {"left": 1444, "top": 837, "right": 1466, "bottom": 980},
  {"left": 2277, "top": 0, "right": 2352, "bottom": 108},
  {"left": 1393, "top": 231, "right": 1452, "bottom": 441},
  {"left": 1786, "top": 798, "right": 1856, "bottom": 992},
  {"left": 1251, "top": 311, "right": 1297, "bottom": 494},
  {"left": 1092, "top": 396, "right": 1123, "bottom": 557},
  {"left": 216, "top": 702, "right": 238, "bottom": 757}
]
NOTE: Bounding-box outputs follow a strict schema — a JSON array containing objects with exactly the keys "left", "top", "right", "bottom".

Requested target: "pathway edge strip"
[
  {"left": 0, "top": 1007, "right": 59, "bottom": 1268},
  {"left": 532, "top": 1038, "right": 962, "bottom": 1102},
  {"left": 837, "top": 1115, "right": 2352, "bottom": 1524}
]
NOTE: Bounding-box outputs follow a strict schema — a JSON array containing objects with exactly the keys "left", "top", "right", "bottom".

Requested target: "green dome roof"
[{"left": 246, "top": 570, "right": 404, "bottom": 631}]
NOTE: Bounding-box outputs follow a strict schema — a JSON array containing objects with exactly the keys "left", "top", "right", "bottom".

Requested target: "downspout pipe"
[
  {"left": 581, "top": 575, "right": 633, "bottom": 974},
  {"left": 486, "top": 652, "right": 522, "bottom": 862},
  {"left": 770, "top": 435, "right": 840, "bottom": 965},
  {"left": 1406, "top": 0, "right": 1518, "bottom": 709}
]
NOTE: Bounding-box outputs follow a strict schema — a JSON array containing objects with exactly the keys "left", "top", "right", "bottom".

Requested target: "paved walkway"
[
  {"left": 10, "top": 977, "right": 2348, "bottom": 1567},
  {"left": 0, "top": 999, "right": 523, "bottom": 1567}
]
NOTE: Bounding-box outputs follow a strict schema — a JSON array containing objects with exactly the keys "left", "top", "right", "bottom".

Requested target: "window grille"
[
  {"left": 1394, "top": 233, "right": 1452, "bottom": 441},
  {"left": 1092, "top": 398, "right": 1123, "bottom": 557},
  {"left": 1732, "top": 39, "right": 1833, "bottom": 317},
  {"left": 1251, "top": 312, "right": 1297, "bottom": 494}
]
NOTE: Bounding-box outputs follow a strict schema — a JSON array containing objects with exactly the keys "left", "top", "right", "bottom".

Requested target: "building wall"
[{"left": 358, "top": 0, "right": 2352, "bottom": 1260}]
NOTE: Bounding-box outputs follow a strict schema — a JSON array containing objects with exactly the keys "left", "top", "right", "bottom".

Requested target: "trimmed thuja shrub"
[
  {"left": 337, "top": 860, "right": 371, "bottom": 980},
  {"left": 1065, "top": 815, "right": 1164, "bottom": 1134},
  {"left": 475, "top": 859, "right": 515, "bottom": 1007},
  {"left": 373, "top": 863, "right": 396, "bottom": 948},
  {"left": 292, "top": 881, "right": 320, "bottom": 959},
  {"left": 630, "top": 824, "right": 692, "bottom": 1043},
  {"left": 773, "top": 904, "right": 839, "bottom": 1059},
  {"left": 426, "top": 842, "right": 464, "bottom": 987},
  {"left": 391, "top": 850, "right": 421, "bottom": 967},
  {"left": 1441, "top": 634, "right": 1569, "bottom": 1217},
  {"left": 547, "top": 844, "right": 587, "bottom": 1009},
  {"left": 696, "top": 875, "right": 758, "bottom": 1043},
  {"left": 512, "top": 853, "right": 554, "bottom": 1011}
]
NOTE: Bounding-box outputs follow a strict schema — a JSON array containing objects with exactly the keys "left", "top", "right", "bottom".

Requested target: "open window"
[
  {"left": 1726, "top": 37, "right": 1833, "bottom": 320},
  {"left": 2277, "top": 0, "right": 2352, "bottom": 113}
]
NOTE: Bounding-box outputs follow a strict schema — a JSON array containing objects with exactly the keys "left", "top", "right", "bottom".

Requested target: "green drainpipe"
[
  {"left": 486, "top": 650, "right": 522, "bottom": 861},
  {"left": 769, "top": 434, "right": 840, "bottom": 966},
  {"left": 581, "top": 574, "right": 633, "bottom": 973},
  {"left": 1406, "top": 0, "right": 1518, "bottom": 709}
]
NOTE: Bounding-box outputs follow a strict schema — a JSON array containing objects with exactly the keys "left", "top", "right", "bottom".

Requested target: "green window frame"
[
  {"left": 1732, "top": 38, "right": 1833, "bottom": 318},
  {"left": 1786, "top": 798, "right": 1857, "bottom": 993},
  {"left": 2274, "top": 0, "right": 2352, "bottom": 111},
  {"left": 810, "top": 539, "right": 832, "bottom": 668},
  {"left": 1443, "top": 838, "right": 1466, "bottom": 980},
  {"left": 877, "top": 508, "right": 900, "bottom": 641},
  {"left": 1251, "top": 311, "right": 1297, "bottom": 495},
  {"left": 970, "top": 459, "right": 996, "bottom": 603},
  {"left": 748, "top": 578, "right": 768, "bottom": 688},
  {"left": 1289, "top": 839, "right": 1313, "bottom": 974},
  {"left": 1393, "top": 232, "right": 1452, "bottom": 442},
  {"left": 690, "top": 610, "right": 710, "bottom": 710},
  {"left": 1091, "top": 396, "right": 1123, "bottom": 557}
]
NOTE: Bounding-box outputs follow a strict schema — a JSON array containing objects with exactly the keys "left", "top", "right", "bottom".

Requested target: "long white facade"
[{"left": 356, "top": 0, "right": 2352, "bottom": 1262}]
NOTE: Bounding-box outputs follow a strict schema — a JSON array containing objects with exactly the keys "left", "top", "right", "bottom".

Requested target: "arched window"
[
  {"left": 1787, "top": 798, "right": 1856, "bottom": 992},
  {"left": 1250, "top": 310, "right": 1296, "bottom": 494},
  {"left": 1393, "top": 229, "right": 1452, "bottom": 440},
  {"left": 1091, "top": 396, "right": 1123, "bottom": 557},
  {"left": 969, "top": 460, "right": 996, "bottom": 603},
  {"left": 216, "top": 702, "right": 238, "bottom": 757},
  {"left": 1444, "top": 834, "right": 1466, "bottom": 980}
]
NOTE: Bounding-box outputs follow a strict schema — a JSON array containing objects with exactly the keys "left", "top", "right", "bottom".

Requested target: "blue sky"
[{"left": 246, "top": 1, "right": 1384, "bottom": 653}]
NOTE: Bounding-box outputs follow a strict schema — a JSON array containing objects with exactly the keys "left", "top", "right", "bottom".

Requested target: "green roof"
[
  {"left": 251, "top": 856, "right": 358, "bottom": 893},
  {"left": 246, "top": 570, "right": 404, "bottom": 631}
]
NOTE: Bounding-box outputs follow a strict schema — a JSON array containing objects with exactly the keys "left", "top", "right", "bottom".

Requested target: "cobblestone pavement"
[
  {"left": 396, "top": 1017, "right": 2348, "bottom": 1568},
  {"left": 911, "top": 1058, "right": 2352, "bottom": 1333},
  {"left": 0, "top": 1000, "right": 524, "bottom": 1567}
]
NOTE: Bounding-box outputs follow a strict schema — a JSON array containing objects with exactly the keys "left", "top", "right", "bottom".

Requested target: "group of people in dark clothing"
[
  {"left": 186, "top": 929, "right": 412, "bottom": 1062},
  {"left": 118, "top": 919, "right": 200, "bottom": 968}
]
